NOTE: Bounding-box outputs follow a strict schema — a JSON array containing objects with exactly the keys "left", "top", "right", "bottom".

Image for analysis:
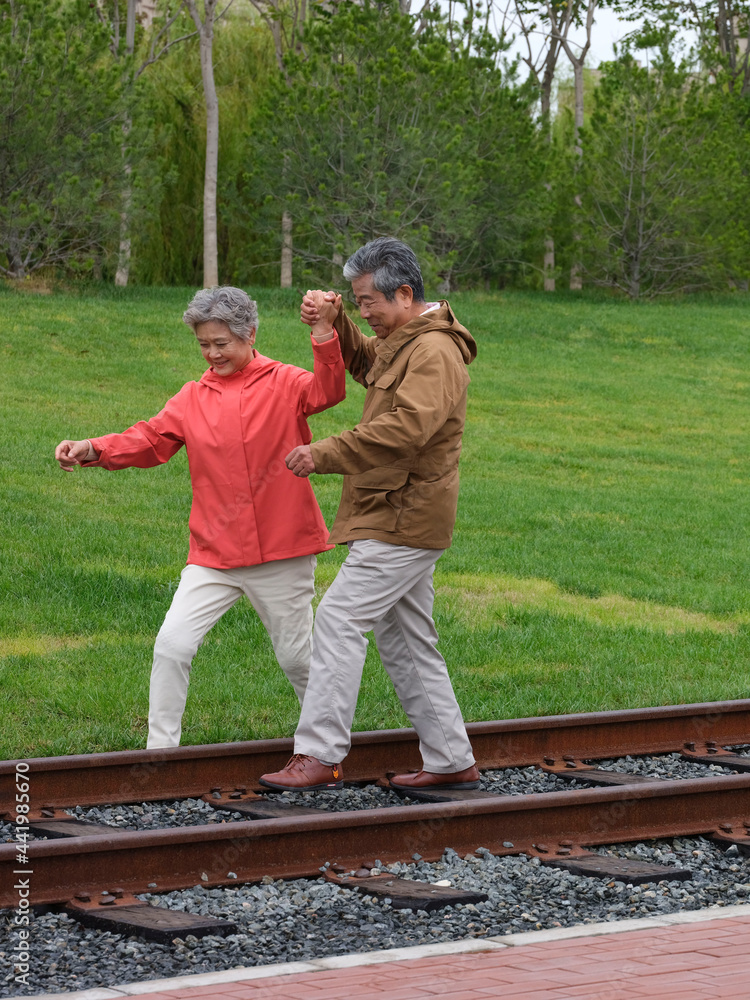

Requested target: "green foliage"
[
  {"left": 132, "top": 12, "right": 275, "bottom": 286},
  {"left": 578, "top": 31, "right": 750, "bottom": 297},
  {"left": 622, "top": 1, "right": 750, "bottom": 96},
  {"left": 0, "top": 0, "right": 132, "bottom": 279},
  {"left": 2, "top": 0, "right": 748, "bottom": 292},
  {"left": 237, "top": 0, "right": 543, "bottom": 289}
]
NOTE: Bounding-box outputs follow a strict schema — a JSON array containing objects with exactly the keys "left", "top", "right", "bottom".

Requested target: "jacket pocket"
[
  {"left": 350, "top": 466, "right": 410, "bottom": 530},
  {"left": 363, "top": 371, "right": 399, "bottom": 421}
]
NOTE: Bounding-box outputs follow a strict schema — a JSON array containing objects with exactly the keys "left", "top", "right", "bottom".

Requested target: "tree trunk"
[
  {"left": 569, "top": 59, "right": 584, "bottom": 291},
  {"left": 542, "top": 56, "right": 556, "bottom": 292},
  {"left": 544, "top": 234, "right": 555, "bottom": 291},
  {"left": 520, "top": 6, "right": 561, "bottom": 293},
  {"left": 200, "top": 9, "right": 220, "bottom": 287},
  {"left": 552, "top": 0, "right": 596, "bottom": 292},
  {"left": 629, "top": 113, "right": 651, "bottom": 300},
  {"left": 332, "top": 249, "right": 343, "bottom": 286},
  {"left": 437, "top": 273, "right": 451, "bottom": 295},
  {"left": 187, "top": 0, "right": 220, "bottom": 288},
  {"left": 572, "top": 61, "right": 585, "bottom": 150},
  {"left": 8, "top": 235, "right": 25, "bottom": 280},
  {"left": 114, "top": 0, "right": 137, "bottom": 287},
  {"left": 114, "top": 156, "right": 133, "bottom": 287},
  {"left": 115, "top": 114, "right": 133, "bottom": 287},
  {"left": 280, "top": 211, "right": 293, "bottom": 287}
]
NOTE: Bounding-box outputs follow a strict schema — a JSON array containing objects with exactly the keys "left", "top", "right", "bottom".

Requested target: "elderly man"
[{"left": 260, "top": 237, "right": 479, "bottom": 792}]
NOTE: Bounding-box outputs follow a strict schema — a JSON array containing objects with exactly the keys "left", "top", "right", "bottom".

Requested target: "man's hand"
[
  {"left": 55, "top": 439, "right": 97, "bottom": 471},
  {"left": 285, "top": 444, "right": 316, "bottom": 478},
  {"left": 301, "top": 289, "right": 340, "bottom": 341}
]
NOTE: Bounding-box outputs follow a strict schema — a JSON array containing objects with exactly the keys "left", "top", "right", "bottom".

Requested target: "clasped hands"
[
  {"left": 285, "top": 289, "right": 341, "bottom": 478},
  {"left": 302, "top": 288, "right": 340, "bottom": 338}
]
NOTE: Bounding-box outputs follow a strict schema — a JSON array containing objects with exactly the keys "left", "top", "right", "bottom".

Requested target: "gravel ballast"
[{"left": 1, "top": 755, "right": 747, "bottom": 996}]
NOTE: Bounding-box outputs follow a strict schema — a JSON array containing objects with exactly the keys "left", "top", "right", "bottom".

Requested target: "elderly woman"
[{"left": 54, "top": 286, "right": 345, "bottom": 748}]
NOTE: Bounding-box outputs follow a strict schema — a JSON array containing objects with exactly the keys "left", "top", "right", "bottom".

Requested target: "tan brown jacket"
[{"left": 310, "top": 300, "right": 477, "bottom": 549}]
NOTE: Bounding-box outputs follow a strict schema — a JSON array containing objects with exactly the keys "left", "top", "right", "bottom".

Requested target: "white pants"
[
  {"left": 294, "top": 540, "right": 475, "bottom": 772},
  {"left": 148, "top": 555, "right": 316, "bottom": 748}
]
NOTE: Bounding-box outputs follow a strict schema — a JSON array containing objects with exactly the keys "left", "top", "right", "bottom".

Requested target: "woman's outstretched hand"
[{"left": 54, "top": 439, "right": 97, "bottom": 471}]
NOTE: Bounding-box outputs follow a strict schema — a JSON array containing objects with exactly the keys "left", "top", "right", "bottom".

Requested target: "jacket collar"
[
  {"left": 375, "top": 303, "right": 446, "bottom": 355},
  {"left": 371, "top": 301, "right": 474, "bottom": 366}
]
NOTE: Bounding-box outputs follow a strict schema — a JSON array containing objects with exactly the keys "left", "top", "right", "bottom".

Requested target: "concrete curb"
[{"left": 22, "top": 902, "right": 750, "bottom": 999}]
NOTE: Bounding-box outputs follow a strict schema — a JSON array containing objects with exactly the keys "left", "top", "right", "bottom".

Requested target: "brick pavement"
[{"left": 29, "top": 907, "right": 750, "bottom": 1000}]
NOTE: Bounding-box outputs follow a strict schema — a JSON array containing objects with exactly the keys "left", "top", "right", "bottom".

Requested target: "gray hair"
[
  {"left": 343, "top": 237, "right": 425, "bottom": 303},
  {"left": 182, "top": 286, "right": 259, "bottom": 342}
]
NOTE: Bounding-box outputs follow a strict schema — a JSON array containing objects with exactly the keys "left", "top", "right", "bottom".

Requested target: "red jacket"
[{"left": 87, "top": 335, "right": 345, "bottom": 569}]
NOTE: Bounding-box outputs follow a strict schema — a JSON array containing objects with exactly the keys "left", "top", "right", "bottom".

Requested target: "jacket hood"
[
  {"left": 381, "top": 301, "right": 477, "bottom": 365},
  {"left": 198, "top": 351, "right": 282, "bottom": 389}
]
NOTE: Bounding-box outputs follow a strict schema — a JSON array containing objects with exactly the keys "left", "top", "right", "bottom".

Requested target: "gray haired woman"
[{"left": 55, "top": 286, "right": 345, "bottom": 748}]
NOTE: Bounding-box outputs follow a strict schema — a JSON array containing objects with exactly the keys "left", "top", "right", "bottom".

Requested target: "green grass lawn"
[{"left": 1, "top": 285, "right": 748, "bottom": 759}]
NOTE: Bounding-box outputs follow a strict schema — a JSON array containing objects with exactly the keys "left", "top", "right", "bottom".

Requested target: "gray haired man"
[{"left": 260, "top": 238, "right": 479, "bottom": 792}]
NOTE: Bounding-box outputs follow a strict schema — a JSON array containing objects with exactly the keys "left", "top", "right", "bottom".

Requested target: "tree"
[
  {"left": 512, "top": 0, "right": 566, "bottom": 289},
  {"left": 243, "top": 0, "right": 310, "bottom": 287},
  {"left": 620, "top": 1, "right": 750, "bottom": 95},
  {"left": 132, "top": 9, "right": 274, "bottom": 286},
  {"left": 184, "top": 0, "right": 235, "bottom": 287},
  {"left": 510, "top": 1, "right": 605, "bottom": 290},
  {"left": 114, "top": 0, "right": 138, "bottom": 286},
  {"left": 580, "top": 31, "right": 750, "bottom": 296},
  {"left": 243, "top": 0, "right": 542, "bottom": 290},
  {"left": 0, "top": 0, "right": 130, "bottom": 279},
  {"left": 547, "top": 0, "right": 601, "bottom": 289},
  {"left": 95, "top": 0, "right": 198, "bottom": 287},
  {"left": 245, "top": 0, "right": 308, "bottom": 75}
]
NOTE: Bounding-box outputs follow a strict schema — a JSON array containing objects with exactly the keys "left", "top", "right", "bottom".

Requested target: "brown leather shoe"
[
  {"left": 389, "top": 764, "right": 480, "bottom": 791},
  {"left": 259, "top": 754, "right": 344, "bottom": 791}
]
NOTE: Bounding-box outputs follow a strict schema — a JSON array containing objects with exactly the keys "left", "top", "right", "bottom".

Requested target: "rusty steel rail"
[
  {"left": 3, "top": 773, "right": 750, "bottom": 907},
  {"left": 2, "top": 700, "right": 749, "bottom": 816}
]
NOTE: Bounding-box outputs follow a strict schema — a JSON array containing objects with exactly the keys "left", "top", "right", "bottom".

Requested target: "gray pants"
[
  {"left": 148, "top": 555, "right": 315, "bottom": 748},
  {"left": 294, "top": 539, "right": 475, "bottom": 772}
]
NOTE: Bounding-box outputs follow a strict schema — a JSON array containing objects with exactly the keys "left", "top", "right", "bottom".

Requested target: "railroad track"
[{"left": 3, "top": 700, "right": 750, "bottom": 941}]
